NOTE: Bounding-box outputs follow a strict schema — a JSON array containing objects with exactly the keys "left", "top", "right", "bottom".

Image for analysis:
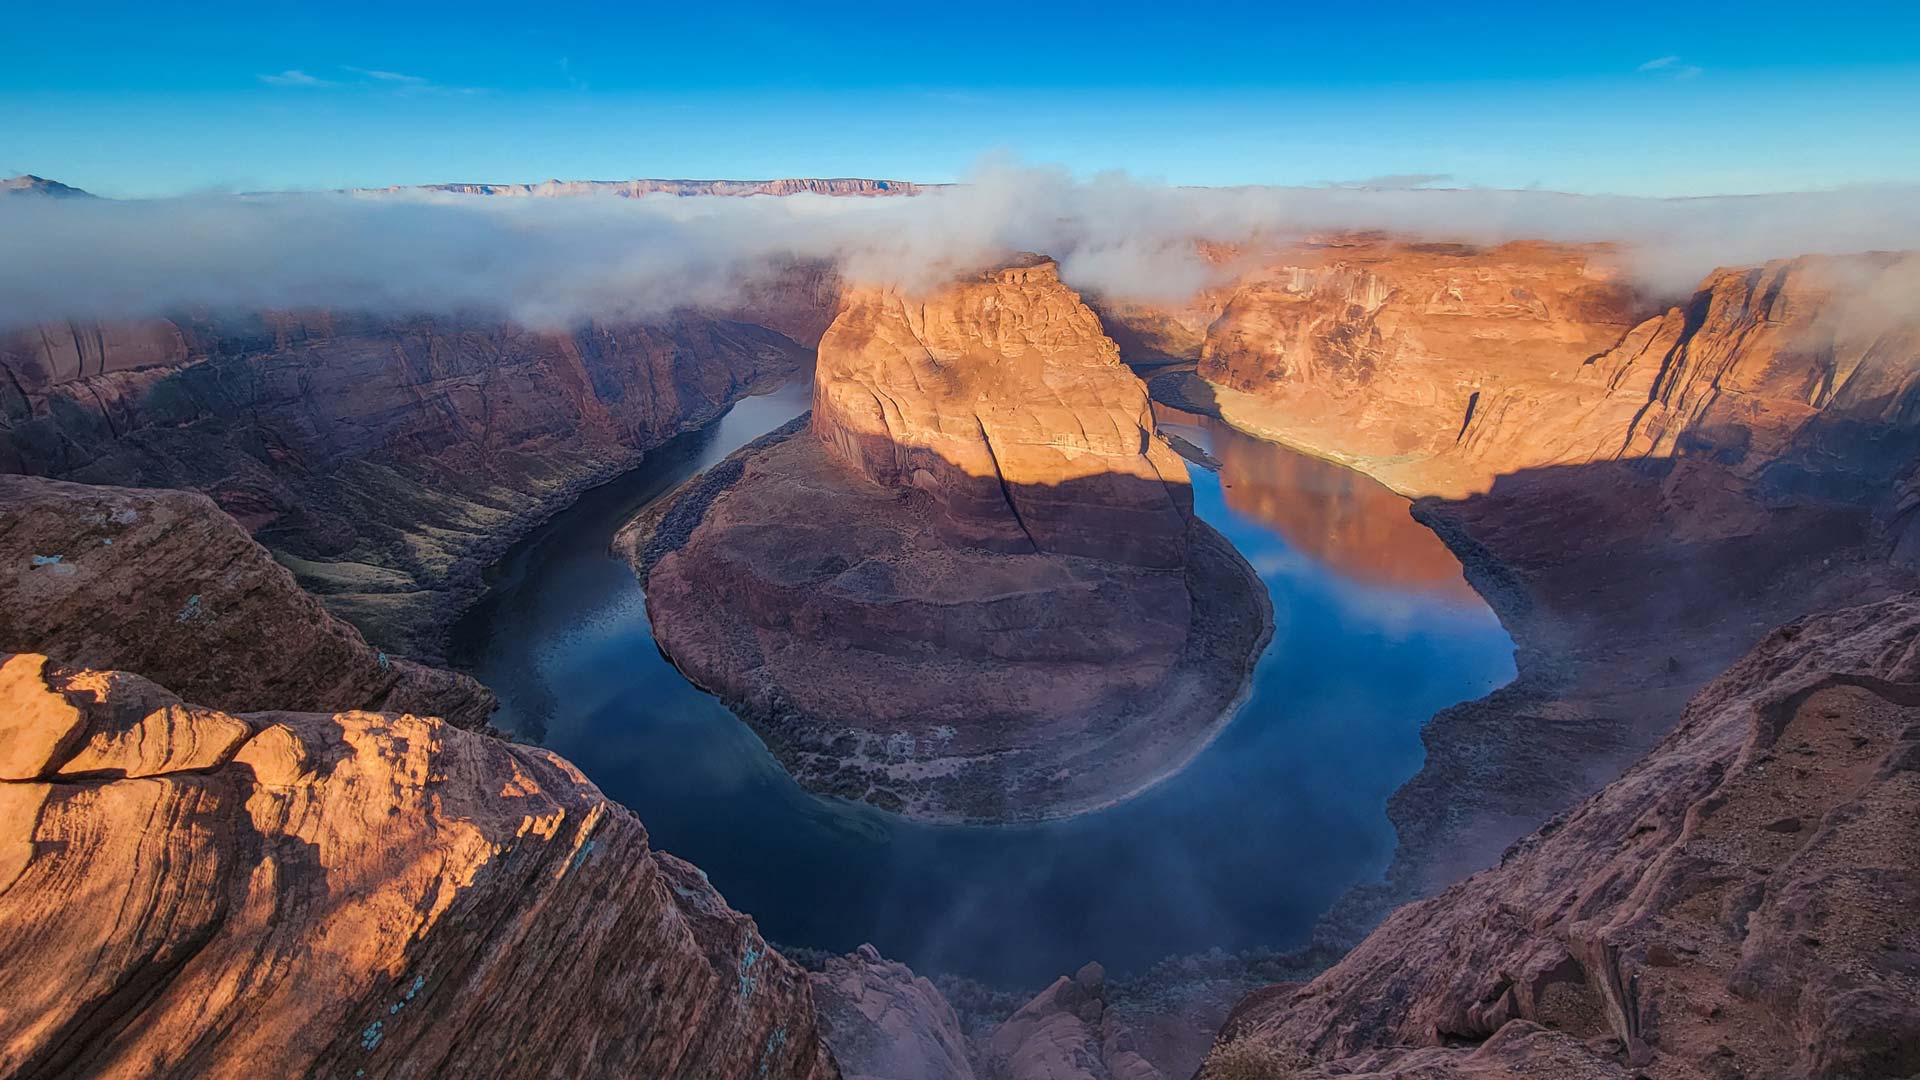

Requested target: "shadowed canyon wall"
[
  {"left": 1206, "top": 594, "right": 1920, "bottom": 1080},
  {"left": 0, "top": 299, "right": 825, "bottom": 661}
]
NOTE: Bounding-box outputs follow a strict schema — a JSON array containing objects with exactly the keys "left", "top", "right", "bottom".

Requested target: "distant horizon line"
[{"left": 11, "top": 170, "right": 1920, "bottom": 205}]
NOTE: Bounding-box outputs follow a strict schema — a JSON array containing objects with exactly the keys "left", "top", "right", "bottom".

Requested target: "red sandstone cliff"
[
  {"left": 0, "top": 651, "right": 839, "bottom": 1079},
  {"left": 0, "top": 306, "right": 818, "bottom": 660},
  {"left": 1169, "top": 243, "right": 1920, "bottom": 510},
  {"left": 628, "top": 261, "right": 1269, "bottom": 821},
  {"left": 0, "top": 475, "right": 493, "bottom": 727},
  {"left": 813, "top": 259, "right": 1193, "bottom": 568},
  {"left": 1207, "top": 593, "right": 1920, "bottom": 1079}
]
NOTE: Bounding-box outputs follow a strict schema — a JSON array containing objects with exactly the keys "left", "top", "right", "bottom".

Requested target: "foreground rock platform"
[{"left": 0, "top": 651, "right": 838, "bottom": 1080}]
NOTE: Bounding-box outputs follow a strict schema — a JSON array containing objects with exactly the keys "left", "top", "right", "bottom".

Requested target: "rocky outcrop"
[
  {"left": 0, "top": 651, "right": 839, "bottom": 1080},
  {"left": 0, "top": 474, "right": 494, "bottom": 727},
  {"left": 809, "top": 945, "right": 977, "bottom": 1080},
  {"left": 985, "top": 964, "right": 1164, "bottom": 1080},
  {"left": 628, "top": 261, "right": 1271, "bottom": 821},
  {"left": 0, "top": 309, "right": 813, "bottom": 659},
  {"left": 1211, "top": 594, "right": 1920, "bottom": 1080},
  {"left": 0, "top": 175, "right": 93, "bottom": 199},
  {"left": 813, "top": 258, "right": 1194, "bottom": 568}
]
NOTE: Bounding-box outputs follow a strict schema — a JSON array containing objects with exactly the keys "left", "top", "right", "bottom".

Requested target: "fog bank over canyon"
[{"left": 6, "top": 164, "right": 1920, "bottom": 326}]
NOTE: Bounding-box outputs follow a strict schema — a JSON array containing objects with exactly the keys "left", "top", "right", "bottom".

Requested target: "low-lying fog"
[{"left": 5, "top": 162, "right": 1920, "bottom": 329}]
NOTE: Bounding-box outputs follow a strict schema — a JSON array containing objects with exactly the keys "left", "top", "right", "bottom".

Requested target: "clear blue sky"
[{"left": 5, "top": 1, "right": 1918, "bottom": 198}]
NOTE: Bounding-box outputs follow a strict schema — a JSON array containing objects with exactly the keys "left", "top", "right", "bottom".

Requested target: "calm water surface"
[{"left": 449, "top": 382, "right": 1514, "bottom": 986}]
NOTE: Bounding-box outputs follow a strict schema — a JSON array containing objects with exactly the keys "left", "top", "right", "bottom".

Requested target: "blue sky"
[{"left": 5, "top": 1, "right": 1918, "bottom": 197}]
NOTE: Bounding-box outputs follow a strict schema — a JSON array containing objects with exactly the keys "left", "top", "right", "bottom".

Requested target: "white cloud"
[
  {"left": 345, "top": 67, "right": 428, "bottom": 85},
  {"left": 1, "top": 162, "right": 1917, "bottom": 329},
  {"left": 1638, "top": 55, "right": 1703, "bottom": 78},
  {"left": 257, "top": 70, "right": 335, "bottom": 88}
]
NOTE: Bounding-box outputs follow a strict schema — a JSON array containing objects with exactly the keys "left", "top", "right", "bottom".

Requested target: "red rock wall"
[
  {"left": 1213, "top": 594, "right": 1920, "bottom": 1079},
  {"left": 0, "top": 305, "right": 819, "bottom": 658},
  {"left": 812, "top": 260, "right": 1193, "bottom": 569},
  {"left": 0, "top": 652, "right": 840, "bottom": 1079}
]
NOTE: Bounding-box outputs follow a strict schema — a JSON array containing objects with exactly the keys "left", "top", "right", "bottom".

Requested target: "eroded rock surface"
[
  {"left": 1210, "top": 594, "right": 1920, "bottom": 1079},
  {"left": 628, "top": 261, "right": 1270, "bottom": 821},
  {"left": 810, "top": 945, "right": 977, "bottom": 1080},
  {"left": 813, "top": 258, "right": 1194, "bottom": 568},
  {"left": 1167, "top": 244, "right": 1920, "bottom": 507},
  {"left": 0, "top": 474, "right": 493, "bottom": 727},
  {"left": 0, "top": 308, "right": 814, "bottom": 659},
  {"left": 0, "top": 652, "right": 838, "bottom": 1080}
]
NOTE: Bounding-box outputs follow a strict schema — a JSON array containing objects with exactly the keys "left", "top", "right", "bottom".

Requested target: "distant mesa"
[
  {"left": 356, "top": 176, "right": 935, "bottom": 198},
  {"left": 0, "top": 175, "right": 94, "bottom": 199}
]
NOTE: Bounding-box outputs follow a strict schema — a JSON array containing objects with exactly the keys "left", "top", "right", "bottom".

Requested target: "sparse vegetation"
[{"left": 1201, "top": 1036, "right": 1305, "bottom": 1080}]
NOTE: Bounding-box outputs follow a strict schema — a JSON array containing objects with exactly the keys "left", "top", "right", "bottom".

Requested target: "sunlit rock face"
[
  {"left": 629, "top": 260, "right": 1270, "bottom": 823},
  {"left": 1141, "top": 241, "right": 1920, "bottom": 506},
  {"left": 1209, "top": 594, "right": 1920, "bottom": 1080},
  {"left": 0, "top": 652, "right": 838, "bottom": 1080},
  {"left": 813, "top": 258, "right": 1193, "bottom": 568},
  {"left": 0, "top": 474, "right": 494, "bottom": 727}
]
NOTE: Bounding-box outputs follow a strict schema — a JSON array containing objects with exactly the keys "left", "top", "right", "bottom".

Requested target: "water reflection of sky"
[{"left": 452, "top": 385, "right": 1515, "bottom": 987}]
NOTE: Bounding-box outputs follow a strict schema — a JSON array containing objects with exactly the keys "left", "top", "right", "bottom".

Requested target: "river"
[{"left": 448, "top": 379, "right": 1514, "bottom": 987}]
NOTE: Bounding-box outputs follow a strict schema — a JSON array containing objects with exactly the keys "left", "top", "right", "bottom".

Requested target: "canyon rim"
[{"left": 5, "top": 8, "right": 1920, "bottom": 1075}]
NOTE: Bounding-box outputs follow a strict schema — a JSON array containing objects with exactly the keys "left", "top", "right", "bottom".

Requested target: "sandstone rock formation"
[
  {"left": 628, "top": 260, "right": 1271, "bottom": 821},
  {"left": 809, "top": 945, "right": 977, "bottom": 1080},
  {"left": 986, "top": 964, "right": 1164, "bottom": 1080},
  {"left": 1210, "top": 593, "right": 1920, "bottom": 1080},
  {"left": 0, "top": 651, "right": 839, "bottom": 1080},
  {"left": 0, "top": 309, "right": 814, "bottom": 659},
  {"left": 1147, "top": 247, "right": 1920, "bottom": 938},
  {"left": 0, "top": 474, "right": 494, "bottom": 727},
  {"left": 1165, "top": 243, "right": 1920, "bottom": 510},
  {"left": 812, "top": 257, "right": 1194, "bottom": 568}
]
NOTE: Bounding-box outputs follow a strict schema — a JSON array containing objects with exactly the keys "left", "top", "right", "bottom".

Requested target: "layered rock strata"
[
  {"left": 0, "top": 651, "right": 839, "bottom": 1080},
  {"left": 1143, "top": 249, "right": 1920, "bottom": 934},
  {"left": 1208, "top": 594, "right": 1920, "bottom": 1079},
  {"left": 1160, "top": 243, "right": 1920, "bottom": 510},
  {"left": 0, "top": 474, "right": 494, "bottom": 727},
  {"left": 627, "top": 260, "right": 1271, "bottom": 821},
  {"left": 0, "top": 309, "right": 815, "bottom": 659}
]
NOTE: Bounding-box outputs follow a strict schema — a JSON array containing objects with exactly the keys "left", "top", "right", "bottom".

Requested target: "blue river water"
[{"left": 448, "top": 380, "right": 1514, "bottom": 986}]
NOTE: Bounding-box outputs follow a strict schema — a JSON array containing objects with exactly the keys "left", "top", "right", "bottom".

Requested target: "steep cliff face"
[
  {"left": 628, "top": 262, "right": 1270, "bottom": 822},
  {"left": 1211, "top": 594, "right": 1920, "bottom": 1080},
  {"left": 0, "top": 651, "right": 839, "bottom": 1080},
  {"left": 813, "top": 259, "right": 1193, "bottom": 568},
  {"left": 1173, "top": 238, "right": 1641, "bottom": 491},
  {"left": 1181, "top": 246, "right": 1920, "bottom": 505},
  {"left": 0, "top": 474, "right": 494, "bottom": 727},
  {"left": 0, "top": 308, "right": 815, "bottom": 659}
]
